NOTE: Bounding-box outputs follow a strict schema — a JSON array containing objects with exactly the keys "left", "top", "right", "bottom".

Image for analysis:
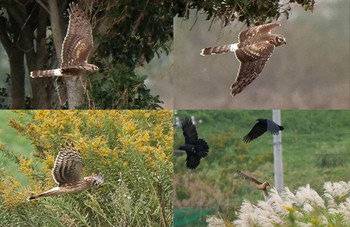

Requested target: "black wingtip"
[{"left": 242, "top": 136, "right": 251, "bottom": 143}]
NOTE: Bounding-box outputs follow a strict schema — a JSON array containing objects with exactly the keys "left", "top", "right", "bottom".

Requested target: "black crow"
[
  {"left": 243, "top": 118, "right": 284, "bottom": 143},
  {"left": 179, "top": 118, "right": 209, "bottom": 169}
]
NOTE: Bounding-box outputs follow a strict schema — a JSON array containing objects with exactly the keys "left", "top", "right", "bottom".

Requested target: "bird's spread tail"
[
  {"left": 195, "top": 139, "right": 209, "bottom": 158},
  {"left": 30, "top": 69, "right": 62, "bottom": 78},
  {"left": 186, "top": 154, "right": 200, "bottom": 169},
  {"left": 200, "top": 43, "right": 238, "bottom": 56}
]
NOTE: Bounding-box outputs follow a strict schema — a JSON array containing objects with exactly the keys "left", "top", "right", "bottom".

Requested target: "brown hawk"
[
  {"left": 30, "top": 3, "right": 99, "bottom": 78},
  {"left": 28, "top": 142, "right": 104, "bottom": 200},
  {"left": 200, "top": 23, "right": 286, "bottom": 96},
  {"left": 237, "top": 170, "right": 270, "bottom": 201}
]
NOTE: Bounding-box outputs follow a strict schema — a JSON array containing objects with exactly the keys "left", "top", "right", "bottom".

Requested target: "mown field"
[{"left": 174, "top": 110, "right": 350, "bottom": 226}]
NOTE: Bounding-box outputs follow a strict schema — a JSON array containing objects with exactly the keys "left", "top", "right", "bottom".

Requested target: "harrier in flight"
[
  {"left": 201, "top": 23, "right": 286, "bottom": 96},
  {"left": 30, "top": 3, "right": 99, "bottom": 78},
  {"left": 28, "top": 142, "right": 104, "bottom": 200},
  {"left": 237, "top": 170, "right": 270, "bottom": 201}
]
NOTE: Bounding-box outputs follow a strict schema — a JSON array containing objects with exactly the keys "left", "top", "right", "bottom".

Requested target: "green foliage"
[
  {"left": 176, "top": 0, "right": 315, "bottom": 25},
  {"left": 316, "top": 152, "right": 349, "bottom": 168},
  {"left": 86, "top": 1, "right": 174, "bottom": 108},
  {"left": 87, "top": 64, "right": 163, "bottom": 109},
  {"left": 96, "top": 1, "right": 172, "bottom": 68}
]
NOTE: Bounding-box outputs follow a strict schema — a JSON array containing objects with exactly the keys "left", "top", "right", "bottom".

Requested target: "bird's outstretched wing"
[
  {"left": 181, "top": 118, "right": 198, "bottom": 144},
  {"left": 238, "top": 23, "right": 281, "bottom": 43},
  {"left": 236, "top": 170, "right": 262, "bottom": 185},
  {"left": 243, "top": 121, "right": 266, "bottom": 143},
  {"left": 52, "top": 142, "right": 84, "bottom": 186},
  {"left": 61, "top": 3, "right": 93, "bottom": 68},
  {"left": 231, "top": 43, "right": 275, "bottom": 96}
]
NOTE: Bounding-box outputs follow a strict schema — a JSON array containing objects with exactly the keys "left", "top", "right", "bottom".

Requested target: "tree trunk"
[
  {"left": 9, "top": 50, "right": 25, "bottom": 109},
  {"left": 28, "top": 7, "right": 54, "bottom": 109},
  {"left": 64, "top": 76, "right": 86, "bottom": 109}
]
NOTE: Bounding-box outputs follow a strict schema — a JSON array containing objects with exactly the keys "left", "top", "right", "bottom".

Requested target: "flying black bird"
[
  {"left": 243, "top": 118, "right": 284, "bottom": 143},
  {"left": 236, "top": 170, "right": 270, "bottom": 201},
  {"left": 179, "top": 118, "right": 209, "bottom": 169}
]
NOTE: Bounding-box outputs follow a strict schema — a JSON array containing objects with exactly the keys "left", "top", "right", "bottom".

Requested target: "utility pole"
[{"left": 272, "top": 110, "right": 283, "bottom": 197}]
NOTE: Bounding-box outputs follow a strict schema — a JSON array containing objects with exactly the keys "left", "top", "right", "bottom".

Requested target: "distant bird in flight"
[
  {"left": 200, "top": 23, "right": 286, "bottom": 96},
  {"left": 236, "top": 170, "right": 270, "bottom": 201},
  {"left": 243, "top": 118, "right": 283, "bottom": 143},
  {"left": 179, "top": 118, "right": 209, "bottom": 169}
]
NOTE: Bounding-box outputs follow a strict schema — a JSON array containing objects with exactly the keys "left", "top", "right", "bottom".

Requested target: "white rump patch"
[
  {"left": 229, "top": 43, "right": 239, "bottom": 52},
  {"left": 52, "top": 69, "right": 62, "bottom": 76}
]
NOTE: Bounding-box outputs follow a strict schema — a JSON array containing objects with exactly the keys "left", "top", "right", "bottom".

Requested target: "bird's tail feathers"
[
  {"left": 200, "top": 43, "right": 238, "bottom": 56},
  {"left": 186, "top": 154, "right": 200, "bottom": 169},
  {"left": 27, "top": 187, "right": 59, "bottom": 201},
  {"left": 30, "top": 69, "right": 62, "bottom": 78},
  {"left": 195, "top": 139, "right": 209, "bottom": 158}
]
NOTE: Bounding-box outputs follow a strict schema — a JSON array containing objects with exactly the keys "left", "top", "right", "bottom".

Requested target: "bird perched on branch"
[
  {"left": 200, "top": 23, "right": 286, "bottom": 96},
  {"left": 179, "top": 118, "right": 209, "bottom": 169},
  {"left": 28, "top": 142, "right": 104, "bottom": 201},
  {"left": 243, "top": 118, "right": 284, "bottom": 143},
  {"left": 236, "top": 170, "right": 270, "bottom": 201}
]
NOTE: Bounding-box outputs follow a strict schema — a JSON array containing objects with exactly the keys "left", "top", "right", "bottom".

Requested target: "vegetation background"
[
  {"left": 0, "top": 110, "right": 173, "bottom": 226},
  {"left": 173, "top": 110, "right": 350, "bottom": 226},
  {"left": 174, "top": 0, "right": 349, "bottom": 109}
]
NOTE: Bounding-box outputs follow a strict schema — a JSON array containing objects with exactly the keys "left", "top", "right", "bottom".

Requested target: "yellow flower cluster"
[{"left": 18, "top": 155, "right": 33, "bottom": 178}]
